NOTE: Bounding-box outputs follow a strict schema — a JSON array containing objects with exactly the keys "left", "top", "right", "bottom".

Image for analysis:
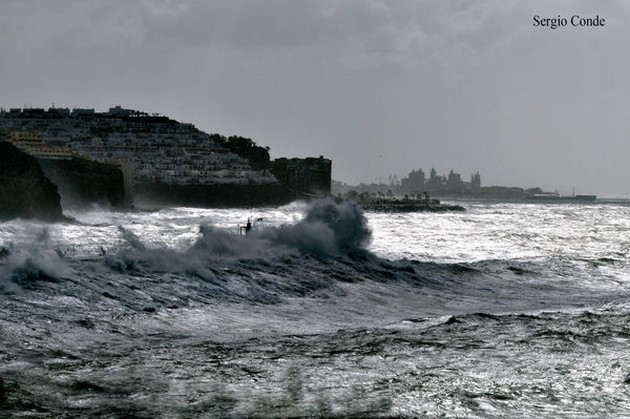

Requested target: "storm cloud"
[{"left": 1, "top": 0, "right": 629, "bottom": 195}]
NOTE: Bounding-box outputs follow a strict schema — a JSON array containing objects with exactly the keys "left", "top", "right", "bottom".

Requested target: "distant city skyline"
[{"left": 1, "top": 1, "right": 628, "bottom": 196}]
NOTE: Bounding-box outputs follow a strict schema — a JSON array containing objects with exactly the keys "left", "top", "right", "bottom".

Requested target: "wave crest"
[
  {"left": 259, "top": 199, "right": 371, "bottom": 256},
  {"left": 189, "top": 198, "right": 371, "bottom": 260}
]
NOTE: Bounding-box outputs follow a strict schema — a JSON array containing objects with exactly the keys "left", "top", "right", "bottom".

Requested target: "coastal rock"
[
  {"left": 0, "top": 142, "right": 64, "bottom": 221},
  {"left": 38, "top": 157, "right": 127, "bottom": 208}
]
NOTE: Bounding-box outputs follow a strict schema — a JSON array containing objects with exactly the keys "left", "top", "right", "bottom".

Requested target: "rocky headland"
[
  {"left": 0, "top": 142, "right": 64, "bottom": 221},
  {"left": 0, "top": 106, "right": 332, "bottom": 210},
  {"left": 38, "top": 158, "right": 127, "bottom": 208}
]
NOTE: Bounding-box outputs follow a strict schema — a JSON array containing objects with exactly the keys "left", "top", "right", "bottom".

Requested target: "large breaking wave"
[
  {"left": 190, "top": 198, "right": 371, "bottom": 259},
  {"left": 1, "top": 200, "right": 375, "bottom": 300},
  {"left": 0, "top": 199, "right": 620, "bottom": 314}
]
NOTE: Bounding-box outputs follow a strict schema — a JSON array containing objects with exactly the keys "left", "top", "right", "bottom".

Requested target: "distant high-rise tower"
[{"left": 471, "top": 171, "right": 481, "bottom": 191}]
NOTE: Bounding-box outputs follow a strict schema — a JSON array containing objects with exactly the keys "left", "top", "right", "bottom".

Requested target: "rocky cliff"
[
  {"left": 0, "top": 142, "right": 64, "bottom": 221},
  {"left": 38, "top": 158, "right": 127, "bottom": 208}
]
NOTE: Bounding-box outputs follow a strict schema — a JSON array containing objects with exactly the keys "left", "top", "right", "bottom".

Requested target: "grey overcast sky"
[{"left": 1, "top": 0, "right": 629, "bottom": 195}]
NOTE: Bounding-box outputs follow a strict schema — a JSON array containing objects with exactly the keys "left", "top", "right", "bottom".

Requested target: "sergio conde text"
[{"left": 533, "top": 14, "right": 605, "bottom": 29}]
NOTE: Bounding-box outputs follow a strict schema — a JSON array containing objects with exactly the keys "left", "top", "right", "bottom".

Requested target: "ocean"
[{"left": 1, "top": 198, "right": 630, "bottom": 418}]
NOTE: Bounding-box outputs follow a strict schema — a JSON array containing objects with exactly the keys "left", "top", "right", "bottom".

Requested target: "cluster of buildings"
[
  {"left": 0, "top": 106, "right": 274, "bottom": 186},
  {"left": 0, "top": 106, "right": 332, "bottom": 200},
  {"left": 333, "top": 168, "right": 481, "bottom": 198},
  {"left": 400, "top": 168, "right": 481, "bottom": 196}
]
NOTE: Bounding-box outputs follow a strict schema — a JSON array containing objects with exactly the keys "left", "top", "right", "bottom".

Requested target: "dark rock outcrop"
[
  {"left": 38, "top": 157, "right": 127, "bottom": 208},
  {"left": 0, "top": 142, "right": 64, "bottom": 221}
]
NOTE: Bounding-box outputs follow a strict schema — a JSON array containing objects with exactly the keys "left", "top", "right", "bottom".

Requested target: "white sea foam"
[{"left": 2, "top": 200, "right": 630, "bottom": 417}]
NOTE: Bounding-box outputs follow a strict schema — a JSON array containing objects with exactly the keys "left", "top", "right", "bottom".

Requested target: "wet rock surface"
[{"left": 0, "top": 142, "right": 63, "bottom": 221}]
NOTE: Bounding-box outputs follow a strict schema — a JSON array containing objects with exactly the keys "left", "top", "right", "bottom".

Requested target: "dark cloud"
[{"left": 1, "top": 0, "right": 629, "bottom": 195}]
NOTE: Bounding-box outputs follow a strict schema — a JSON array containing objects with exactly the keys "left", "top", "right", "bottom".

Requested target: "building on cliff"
[
  {"left": 2, "top": 130, "right": 75, "bottom": 159},
  {"left": 1, "top": 129, "right": 128, "bottom": 207},
  {"left": 272, "top": 156, "right": 332, "bottom": 196},
  {"left": 0, "top": 107, "right": 276, "bottom": 190},
  {"left": 0, "top": 107, "right": 332, "bottom": 207}
]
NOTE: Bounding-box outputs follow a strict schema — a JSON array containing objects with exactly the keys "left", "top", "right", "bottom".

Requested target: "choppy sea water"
[{"left": 2, "top": 199, "right": 630, "bottom": 418}]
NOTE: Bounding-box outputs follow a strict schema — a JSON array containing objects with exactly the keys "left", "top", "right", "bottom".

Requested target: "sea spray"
[
  {"left": 258, "top": 199, "right": 371, "bottom": 256},
  {"left": 89, "top": 199, "right": 376, "bottom": 305},
  {"left": 114, "top": 199, "right": 373, "bottom": 269},
  {"left": 0, "top": 226, "right": 72, "bottom": 292}
]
